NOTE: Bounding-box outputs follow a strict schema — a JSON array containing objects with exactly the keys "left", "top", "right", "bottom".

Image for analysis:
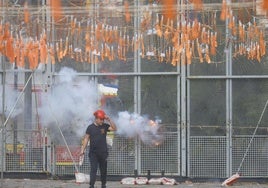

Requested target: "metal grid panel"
[
  {"left": 189, "top": 136, "right": 226, "bottom": 178},
  {"left": 232, "top": 136, "right": 268, "bottom": 177},
  {"left": 107, "top": 136, "right": 135, "bottom": 175},
  {"left": 54, "top": 136, "right": 136, "bottom": 176},
  {"left": 5, "top": 130, "right": 45, "bottom": 172},
  {"left": 140, "top": 132, "right": 178, "bottom": 175},
  {"left": 0, "top": 129, "right": 5, "bottom": 172},
  {"left": 54, "top": 145, "right": 80, "bottom": 175}
]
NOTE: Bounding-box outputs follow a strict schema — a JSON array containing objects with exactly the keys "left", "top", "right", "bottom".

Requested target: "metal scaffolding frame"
[{"left": 0, "top": 0, "right": 268, "bottom": 182}]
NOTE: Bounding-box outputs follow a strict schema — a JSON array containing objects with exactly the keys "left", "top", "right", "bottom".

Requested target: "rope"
[
  {"left": 0, "top": 72, "right": 33, "bottom": 133},
  {"left": 32, "top": 73, "right": 40, "bottom": 130},
  {"left": 47, "top": 101, "right": 79, "bottom": 173},
  {"left": 236, "top": 98, "right": 268, "bottom": 173}
]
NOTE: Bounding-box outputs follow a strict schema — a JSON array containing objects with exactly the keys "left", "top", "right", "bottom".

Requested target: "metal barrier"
[
  {"left": 232, "top": 136, "right": 268, "bottom": 177},
  {"left": 2, "top": 130, "right": 268, "bottom": 178},
  {"left": 189, "top": 136, "right": 227, "bottom": 178},
  {"left": 53, "top": 131, "right": 179, "bottom": 176},
  {"left": 4, "top": 130, "right": 47, "bottom": 172}
]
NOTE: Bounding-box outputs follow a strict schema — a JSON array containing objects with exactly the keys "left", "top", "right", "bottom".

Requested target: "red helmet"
[{"left": 93, "top": 110, "right": 106, "bottom": 119}]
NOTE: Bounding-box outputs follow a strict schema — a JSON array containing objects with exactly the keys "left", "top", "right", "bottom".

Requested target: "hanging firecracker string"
[
  {"left": 0, "top": 1, "right": 266, "bottom": 69},
  {"left": 263, "top": 0, "right": 268, "bottom": 10},
  {"left": 162, "top": 0, "right": 176, "bottom": 21},
  {"left": 124, "top": 1, "right": 131, "bottom": 23},
  {"left": 24, "top": 2, "right": 30, "bottom": 24},
  {"left": 220, "top": 0, "right": 228, "bottom": 21},
  {"left": 50, "top": 0, "right": 63, "bottom": 22},
  {"left": 190, "top": 0, "right": 203, "bottom": 10}
]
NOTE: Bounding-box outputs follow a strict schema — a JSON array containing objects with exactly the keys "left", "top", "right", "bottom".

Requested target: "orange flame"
[{"left": 149, "top": 120, "right": 157, "bottom": 127}]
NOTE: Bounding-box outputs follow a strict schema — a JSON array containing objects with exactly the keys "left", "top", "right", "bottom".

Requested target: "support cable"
[
  {"left": 47, "top": 101, "right": 79, "bottom": 173},
  {"left": 236, "top": 99, "right": 268, "bottom": 173},
  {"left": 0, "top": 72, "right": 33, "bottom": 133}
]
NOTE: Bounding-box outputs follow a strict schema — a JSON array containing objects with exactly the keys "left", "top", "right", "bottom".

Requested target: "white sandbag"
[
  {"left": 135, "top": 177, "right": 148, "bottom": 185},
  {"left": 120, "top": 177, "right": 136, "bottom": 185},
  {"left": 75, "top": 172, "right": 90, "bottom": 183},
  {"left": 161, "top": 177, "right": 177, "bottom": 185},
  {"left": 148, "top": 178, "right": 163, "bottom": 185}
]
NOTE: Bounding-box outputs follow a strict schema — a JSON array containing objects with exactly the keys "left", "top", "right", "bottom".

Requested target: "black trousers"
[{"left": 89, "top": 152, "right": 108, "bottom": 187}]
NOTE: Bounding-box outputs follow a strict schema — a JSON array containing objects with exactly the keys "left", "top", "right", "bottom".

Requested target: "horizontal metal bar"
[
  {"left": 0, "top": 2, "right": 255, "bottom": 13},
  {"left": 0, "top": 69, "right": 36, "bottom": 73},
  {"left": 53, "top": 72, "right": 181, "bottom": 76},
  {"left": 188, "top": 75, "right": 268, "bottom": 79}
]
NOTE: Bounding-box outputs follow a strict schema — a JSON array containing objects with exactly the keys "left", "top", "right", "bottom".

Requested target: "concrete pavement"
[{"left": 1, "top": 178, "right": 268, "bottom": 188}]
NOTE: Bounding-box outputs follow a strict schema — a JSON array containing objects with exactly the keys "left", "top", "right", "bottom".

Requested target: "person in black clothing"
[{"left": 80, "top": 110, "right": 117, "bottom": 188}]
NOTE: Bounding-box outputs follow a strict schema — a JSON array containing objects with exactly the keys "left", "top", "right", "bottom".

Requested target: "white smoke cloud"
[
  {"left": 0, "top": 67, "right": 164, "bottom": 146},
  {"left": 38, "top": 67, "right": 164, "bottom": 145},
  {"left": 115, "top": 111, "right": 164, "bottom": 146},
  {"left": 38, "top": 67, "right": 99, "bottom": 139},
  {"left": 0, "top": 85, "right": 23, "bottom": 119}
]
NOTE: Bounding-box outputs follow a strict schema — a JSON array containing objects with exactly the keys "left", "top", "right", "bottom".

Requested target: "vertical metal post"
[
  {"left": 45, "top": 0, "right": 53, "bottom": 88},
  {"left": 0, "top": 39, "right": 5, "bottom": 188},
  {"left": 179, "top": 0, "right": 187, "bottom": 177},
  {"left": 1, "top": 0, "right": 6, "bottom": 186},
  {"left": 225, "top": 0, "right": 233, "bottom": 177},
  {"left": 24, "top": 72, "right": 32, "bottom": 131},
  {"left": 0, "top": 120, "right": 3, "bottom": 188},
  {"left": 45, "top": 129, "right": 52, "bottom": 173},
  {"left": 176, "top": 47, "right": 181, "bottom": 176},
  {"left": 43, "top": 0, "right": 54, "bottom": 173},
  {"left": 134, "top": 0, "right": 141, "bottom": 175},
  {"left": 12, "top": 60, "right": 19, "bottom": 171},
  {"left": 176, "top": 0, "right": 181, "bottom": 176},
  {"left": 92, "top": 0, "right": 99, "bottom": 95}
]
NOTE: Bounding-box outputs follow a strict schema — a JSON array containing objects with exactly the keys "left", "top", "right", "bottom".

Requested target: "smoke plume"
[
  {"left": 1, "top": 67, "right": 164, "bottom": 146},
  {"left": 38, "top": 67, "right": 99, "bottom": 141},
  {"left": 38, "top": 67, "right": 164, "bottom": 145},
  {"left": 0, "top": 85, "right": 23, "bottom": 119},
  {"left": 115, "top": 111, "right": 164, "bottom": 146}
]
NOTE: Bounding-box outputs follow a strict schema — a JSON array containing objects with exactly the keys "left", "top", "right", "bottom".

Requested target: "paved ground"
[{"left": 1, "top": 178, "right": 268, "bottom": 188}]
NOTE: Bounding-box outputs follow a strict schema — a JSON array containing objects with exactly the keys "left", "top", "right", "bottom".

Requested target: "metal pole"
[
  {"left": 94, "top": 0, "right": 99, "bottom": 90},
  {"left": 0, "top": 35, "right": 5, "bottom": 188},
  {"left": 1, "top": 0, "right": 6, "bottom": 184},
  {"left": 179, "top": 0, "right": 188, "bottom": 177},
  {"left": 225, "top": 0, "right": 233, "bottom": 178},
  {"left": 13, "top": 62, "right": 18, "bottom": 156},
  {"left": 177, "top": 0, "right": 182, "bottom": 176},
  {"left": 134, "top": 0, "right": 141, "bottom": 176}
]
